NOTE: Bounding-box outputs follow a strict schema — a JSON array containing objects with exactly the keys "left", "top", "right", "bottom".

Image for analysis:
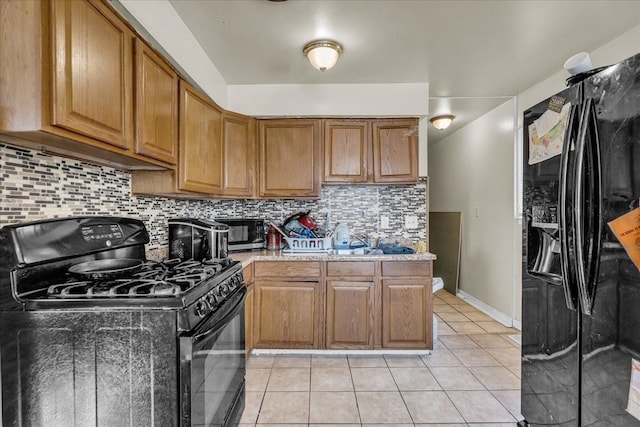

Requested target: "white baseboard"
[
  {"left": 433, "top": 277, "right": 444, "bottom": 292},
  {"left": 512, "top": 319, "right": 522, "bottom": 331},
  {"left": 456, "top": 289, "right": 515, "bottom": 327}
]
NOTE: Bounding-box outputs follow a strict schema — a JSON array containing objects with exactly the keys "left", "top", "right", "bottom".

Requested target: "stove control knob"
[
  {"left": 206, "top": 293, "right": 217, "bottom": 307},
  {"left": 230, "top": 276, "right": 240, "bottom": 289},
  {"left": 195, "top": 299, "right": 210, "bottom": 317},
  {"left": 217, "top": 285, "right": 227, "bottom": 299}
]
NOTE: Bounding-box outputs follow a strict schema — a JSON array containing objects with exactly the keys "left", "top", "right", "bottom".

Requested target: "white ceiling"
[{"left": 165, "top": 0, "right": 640, "bottom": 143}]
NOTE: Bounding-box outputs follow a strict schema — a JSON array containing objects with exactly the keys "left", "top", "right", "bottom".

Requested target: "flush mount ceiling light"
[
  {"left": 430, "top": 115, "right": 455, "bottom": 130},
  {"left": 303, "top": 40, "right": 343, "bottom": 72}
]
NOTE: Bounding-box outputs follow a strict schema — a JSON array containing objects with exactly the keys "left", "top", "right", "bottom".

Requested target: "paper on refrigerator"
[
  {"left": 627, "top": 359, "right": 640, "bottom": 420},
  {"left": 528, "top": 102, "right": 572, "bottom": 165},
  {"left": 608, "top": 206, "right": 640, "bottom": 273}
]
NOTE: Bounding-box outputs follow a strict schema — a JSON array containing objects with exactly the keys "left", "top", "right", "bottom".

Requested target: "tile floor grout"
[{"left": 240, "top": 289, "right": 523, "bottom": 426}]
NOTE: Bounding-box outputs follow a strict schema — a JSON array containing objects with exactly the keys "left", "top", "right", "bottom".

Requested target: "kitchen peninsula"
[{"left": 231, "top": 251, "right": 436, "bottom": 354}]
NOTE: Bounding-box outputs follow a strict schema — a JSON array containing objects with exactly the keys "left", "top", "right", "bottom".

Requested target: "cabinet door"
[
  {"left": 244, "top": 264, "right": 254, "bottom": 358},
  {"left": 245, "top": 284, "right": 254, "bottom": 357},
  {"left": 134, "top": 39, "right": 178, "bottom": 165},
  {"left": 51, "top": 0, "right": 134, "bottom": 149},
  {"left": 323, "top": 120, "right": 369, "bottom": 183},
  {"left": 372, "top": 119, "right": 419, "bottom": 183},
  {"left": 254, "top": 281, "right": 322, "bottom": 349},
  {"left": 222, "top": 112, "right": 256, "bottom": 197},
  {"left": 178, "top": 81, "right": 223, "bottom": 194},
  {"left": 258, "top": 119, "right": 321, "bottom": 198},
  {"left": 382, "top": 279, "right": 431, "bottom": 348},
  {"left": 326, "top": 280, "right": 374, "bottom": 349}
]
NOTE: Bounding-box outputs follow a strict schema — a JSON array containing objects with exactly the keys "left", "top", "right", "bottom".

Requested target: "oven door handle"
[{"left": 190, "top": 286, "right": 247, "bottom": 345}]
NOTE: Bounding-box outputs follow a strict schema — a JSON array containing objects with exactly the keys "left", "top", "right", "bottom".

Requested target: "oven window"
[{"left": 189, "top": 299, "right": 245, "bottom": 427}]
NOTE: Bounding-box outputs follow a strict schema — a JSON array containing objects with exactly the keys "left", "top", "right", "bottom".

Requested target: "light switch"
[
  {"left": 405, "top": 215, "right": 418, "bottom": 229},
  {"left": 380, "top": 216, "right": 390, "bottom": 229}
]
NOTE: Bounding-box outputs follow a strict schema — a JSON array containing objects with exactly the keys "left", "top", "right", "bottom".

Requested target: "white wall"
[
  {"left": 118, "top": 0, "right": 229, "bottom": 107},
  {"left": 429, "top": 99, "right": 516, "bottom": 319}
]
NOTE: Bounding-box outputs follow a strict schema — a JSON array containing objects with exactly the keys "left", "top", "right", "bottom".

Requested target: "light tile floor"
[{"left": 240, "top": 290, "right": 522, "bottom": 426}]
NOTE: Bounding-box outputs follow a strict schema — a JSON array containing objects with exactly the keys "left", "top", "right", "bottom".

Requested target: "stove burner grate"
[{"left": 46, "top": 258, "right": 232, "bottom": 299}]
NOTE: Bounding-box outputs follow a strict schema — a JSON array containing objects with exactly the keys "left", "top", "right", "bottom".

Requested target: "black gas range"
[{"left": 0, "top": 216, "right": 246, "bottom": 427}]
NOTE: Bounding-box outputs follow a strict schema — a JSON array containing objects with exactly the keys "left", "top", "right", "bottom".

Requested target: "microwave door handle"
[
  {"left": 573, "top": 98, "right": 602, "bottom": 315},
  {"left": 559, "top": 104, "right": 579, "bottom": 311}
]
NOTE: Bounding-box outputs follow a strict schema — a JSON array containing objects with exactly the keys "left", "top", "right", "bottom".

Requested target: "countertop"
[{"left": 230, "top": 249, "right": 437, "bottom": 268}]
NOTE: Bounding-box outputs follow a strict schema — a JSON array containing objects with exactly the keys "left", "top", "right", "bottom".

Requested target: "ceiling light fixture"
[
  {"left": 303, "top": 40, "right": 343, "bottom": 72},
  {"left": 430, "top": 115, "right": 455, "bottom": 130}
]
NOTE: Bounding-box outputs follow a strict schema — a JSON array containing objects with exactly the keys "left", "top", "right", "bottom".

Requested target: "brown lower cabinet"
[
  {"left": 253, "top": 261, "right": 323, "bottom": 349},
  {"left": 251, "top": 260, "right": 432, "bottom": 351},
  {"left": 243, "top": 264, "right": 254, "bottom": 357},
  {"left": 382, "top": 279, "right": 431, "bottom": 348},
  {"left": 326, "top": 280, "right": 375, "bottom": 349}
]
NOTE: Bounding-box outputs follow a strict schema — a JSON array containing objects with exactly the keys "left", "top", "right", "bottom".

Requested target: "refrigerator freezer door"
[{"left": 580, "top": 52, "right": 640, "bottom": 426}]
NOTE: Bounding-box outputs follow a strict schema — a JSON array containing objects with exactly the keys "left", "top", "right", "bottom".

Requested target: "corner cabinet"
[
  {"left": 178, "top": 81, "right": 223, "bottom": 194},
  {"left": 323, "top": 118, "right": 419, "bottom": 184},
  {"left": 134, "top": 39, "right": 178, "bottom": 165},
  {"left": 132, "top": 94, "right": 256, "bottom": 199},
  {"left": 258, "top": 119, "right": 322, "bottom": 199}
]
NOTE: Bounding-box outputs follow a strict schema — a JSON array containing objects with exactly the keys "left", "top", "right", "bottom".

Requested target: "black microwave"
[{"left": 215, "top": 218, "right": 265, "bottom": 252}]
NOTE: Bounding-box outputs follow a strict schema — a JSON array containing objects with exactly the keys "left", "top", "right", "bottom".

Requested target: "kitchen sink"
[{"left": 327, "top": 247, "right": 374, "bottom": 255}]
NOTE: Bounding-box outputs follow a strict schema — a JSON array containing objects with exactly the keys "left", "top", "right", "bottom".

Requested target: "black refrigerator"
[{"left": 521, "top": 52, "right": 640, "bottom": 426}]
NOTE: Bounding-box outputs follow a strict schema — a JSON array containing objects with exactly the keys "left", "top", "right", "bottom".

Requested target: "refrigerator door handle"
[
  {"left": 559, "top": 104, "right": 580, "bottom": 311},
  {"left": 573, "top": 98, "right": 603, "bottom": 315}
]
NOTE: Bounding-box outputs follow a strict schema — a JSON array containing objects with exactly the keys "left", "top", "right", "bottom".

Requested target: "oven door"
[{"left": 179, "top": 286, "right": 246, "bottom": 427}]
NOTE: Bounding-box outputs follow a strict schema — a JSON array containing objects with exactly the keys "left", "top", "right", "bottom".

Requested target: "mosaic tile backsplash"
[{"left": 0, "top": 144, "right": 427, "bottom": 250}]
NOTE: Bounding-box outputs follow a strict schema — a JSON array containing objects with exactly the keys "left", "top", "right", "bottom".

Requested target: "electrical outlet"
[
  {"left": 475, "top": 207, "right": 480, "bottom": 218},
  {"left": 405, "top": 215, "right": 418, "bottom": 229},
  {"left": 380, "top": 216, "right": 390, "bottom": 229}
]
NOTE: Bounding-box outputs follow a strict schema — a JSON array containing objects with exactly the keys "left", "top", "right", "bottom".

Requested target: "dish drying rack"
[{"left": 282, "top": 237, "right": 332, "bottom": 254}]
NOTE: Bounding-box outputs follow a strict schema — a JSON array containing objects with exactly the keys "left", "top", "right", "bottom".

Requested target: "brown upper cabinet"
[
  {"left": 372, "top": 119, "right": 419, "bottom": 183},
  {"left": 51, "top": 0, "right": 134, "bottom": 150},
  {"left": 323, "top": 120, "right": 369, "bottom": 183},
  {"left": 132, "top": 96, "right": 256, "bottom": 199},
  {"left": 258, "top": 119, "right": 322, "bottom": 199},
  {"left": 222, "top": 112, "right": 256, "bottom": 198},
  {"left": 323, "top": 118, "right": 419, "bottom": 184},
  {"left": 0, "top": 0, "right": 173, "bottom": 169},
  {"left": 178, "top": 81, "right": 223, "bottom": 194},
  {"left": 134, "top": 39, "right": 178, "bottom": 165}
]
